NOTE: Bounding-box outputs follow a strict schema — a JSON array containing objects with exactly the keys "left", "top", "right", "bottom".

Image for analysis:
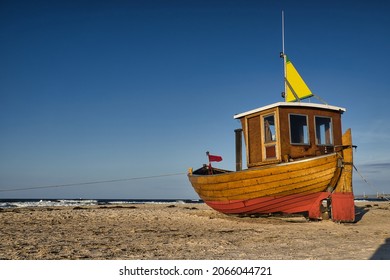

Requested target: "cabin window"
[
  {"left": 289, "top": 114, "right": 309, "bottom": 145},
  {"left": 315, "top": 116, "right": 333, "bottom": 145},
  {"left": 263, "top": 115, "right": 276, "bottom": 143}
]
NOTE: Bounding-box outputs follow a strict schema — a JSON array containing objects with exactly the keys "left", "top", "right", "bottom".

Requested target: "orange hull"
[
  {"left": 189, "top": 154, "right": 340, "bottom": 219},
  {"left": 189, "top": 153, "right": 340, "bottom": 201},
  {"left": 188, "top": 126, "right": 355, "bottom": 222}
]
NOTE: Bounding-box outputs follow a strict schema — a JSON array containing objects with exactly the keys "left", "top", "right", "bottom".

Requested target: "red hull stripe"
[
  {"left": 331, "top": 192, "right": 355, "bottom": 222},
  {"left": 205, "top": 192, "right": 331, "bottom": 219}
]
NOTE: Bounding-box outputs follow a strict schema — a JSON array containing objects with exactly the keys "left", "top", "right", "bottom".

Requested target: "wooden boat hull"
[{"left": 188, "top": 153, "right": 342, "bottom": 220}]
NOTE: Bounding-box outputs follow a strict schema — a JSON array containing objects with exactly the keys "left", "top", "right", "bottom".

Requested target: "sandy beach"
[{"left": 0, "top": 201, "right": 389, "bottom": 260}]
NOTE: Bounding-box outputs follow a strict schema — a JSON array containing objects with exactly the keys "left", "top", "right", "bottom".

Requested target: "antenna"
[
  {"left": 281, "top": 10, "right": 285, "bottom": 54},
  {"left": 281, "top": 10, "right": 287, "bottom": 100},
  {"left": 280, "top": 11, "right": 328, "bottom": 104}
]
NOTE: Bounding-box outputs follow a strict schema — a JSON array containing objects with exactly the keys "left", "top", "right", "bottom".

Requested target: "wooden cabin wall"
[
  {"left": 246, "top": 115, "right": 263, "bottom": 165},
  {"left": 240, "top": 108, "right": 279, "bottom": 167},
  {"left": 239, "top": 106, "right": 343, "bottom": 168},
  {"left": 278, "top": 107, "right": 342, "bottom": 160}
]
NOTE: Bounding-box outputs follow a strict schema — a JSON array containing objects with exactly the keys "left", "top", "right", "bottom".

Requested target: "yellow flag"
[{"left": 285, "top": 56, "right": 313, "bottom": 102}]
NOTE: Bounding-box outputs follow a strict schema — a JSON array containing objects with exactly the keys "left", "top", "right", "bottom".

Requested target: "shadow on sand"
[
  {"left": 354, "top": 205, "right": 370, "bottom": 223},
  {"left": 355, "top": 204, "right": 390, "bottom": 259},
  {"left": 370, "top": 238, "right": 390, "bottom": 260}
]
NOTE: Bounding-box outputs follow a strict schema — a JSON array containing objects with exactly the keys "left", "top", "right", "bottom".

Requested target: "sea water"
[
  {"left": 0, "top": 197, "right": 386, "bottom": 209},
  {"left": 0, "top": 199, "right": 203, "bottom": 208}
]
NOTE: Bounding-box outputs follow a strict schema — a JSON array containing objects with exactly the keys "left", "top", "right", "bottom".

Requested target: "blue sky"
[{"left": 1, "top": 0, "right": 390, "bottom": 199}]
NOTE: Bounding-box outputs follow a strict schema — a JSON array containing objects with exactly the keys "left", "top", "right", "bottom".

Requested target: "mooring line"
[
  {"left": 353, "top": 164, "right": 390, "bottom": 201},
  {"left": 0, "top": 172, "right": 187, "bottom": 193}
]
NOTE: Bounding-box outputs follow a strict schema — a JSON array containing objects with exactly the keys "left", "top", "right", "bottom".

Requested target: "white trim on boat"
[{"left": 233, "top": 102, "right": 346, "bottom": 119}]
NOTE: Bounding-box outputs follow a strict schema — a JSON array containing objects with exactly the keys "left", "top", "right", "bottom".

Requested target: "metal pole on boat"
[
  {"left": 282, "top": 10, "right": 285, "bottom": 55},
  {"left": 281, "top": 10, "right": 287, "bottom": 100},
  {"left": 235, "top": 129, "right": 243, "bottom": 171}
]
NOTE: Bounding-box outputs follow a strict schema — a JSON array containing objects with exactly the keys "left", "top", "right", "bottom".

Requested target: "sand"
[{"left": 0, "top": 201, "right": 389, "bottom": 260}]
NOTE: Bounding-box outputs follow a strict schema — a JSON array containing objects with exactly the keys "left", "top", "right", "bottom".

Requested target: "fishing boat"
[{"left": 187, "top": 15, "right": 355, "bottom": 222}]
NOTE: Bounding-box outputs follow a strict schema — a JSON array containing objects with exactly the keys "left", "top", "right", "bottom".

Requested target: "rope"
[
  {"left": 0, "top": 172, "right": 187, "bottom": 193},
  {"left": 353, "top": 164, "right": 390, "bottom": 201}
]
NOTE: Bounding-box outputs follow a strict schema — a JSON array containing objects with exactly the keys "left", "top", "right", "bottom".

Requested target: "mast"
[
  {"left": 281, "top": 10, "right": 285, "bottom": 55},
  {"left": 280, "top": 11, "right": 326, "bottom": 104},
  {"left": 281, "top": 10, "right": 287, "bottom": 100}
]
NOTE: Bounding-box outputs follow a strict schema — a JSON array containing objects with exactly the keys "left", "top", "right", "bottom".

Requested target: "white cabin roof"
[{"left": 233, "top": 102, "right": 346, "bottom": 119}]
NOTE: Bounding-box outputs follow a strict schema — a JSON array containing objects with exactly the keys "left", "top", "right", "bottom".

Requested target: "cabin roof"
[{"left": 233, "top": 102, "right": 346, "bottom": 119}]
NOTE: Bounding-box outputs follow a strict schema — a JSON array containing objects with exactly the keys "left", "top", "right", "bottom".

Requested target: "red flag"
[{"left": 208, "top": 154, "right": 223, "bottom": 162}]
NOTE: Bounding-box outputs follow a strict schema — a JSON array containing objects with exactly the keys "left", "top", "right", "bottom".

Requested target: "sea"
[
  {"left": 0, "top": 198, "right": 204, "bottom": 209},
  {"left": 0, "top": 196, "right": 387, "bottom": 209}
]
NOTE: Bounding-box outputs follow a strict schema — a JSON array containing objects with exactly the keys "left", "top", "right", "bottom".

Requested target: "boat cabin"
[{"left": 234, "top": 102, "right": 346, "bottom": 168}]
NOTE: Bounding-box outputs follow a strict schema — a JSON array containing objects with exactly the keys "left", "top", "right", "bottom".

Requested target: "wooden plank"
[
  {"left": 197, "top": 172, "right": 334, "bottom": 201},
  {"left": 192, "top": 164, "right": 337, "bottom": 201},
  {"left": 334, "top": 128, "right": 353, "bottom": 193},
  {"left": 190, "top": 153, "right": 338, "bottom": 185},
  {"left": 192, "top": 165, "right": 336, "bottom": 200},
  {"left": 191, "top": 159, "right": 337, "bottom": 191}
]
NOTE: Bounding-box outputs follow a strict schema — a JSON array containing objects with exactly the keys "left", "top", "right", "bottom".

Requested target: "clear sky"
[{"left": 1, "top": 0, "right": 390, "bottom": 199}]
